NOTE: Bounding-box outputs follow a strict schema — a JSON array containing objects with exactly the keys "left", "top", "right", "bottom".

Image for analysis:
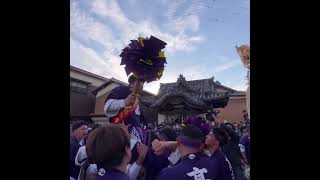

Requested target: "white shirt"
[
  {"left": 104, "top": 99, "right": 140, "bottom": 118},
  {"left": 127, "top": 162, "right": 141, "bottom": 180}
]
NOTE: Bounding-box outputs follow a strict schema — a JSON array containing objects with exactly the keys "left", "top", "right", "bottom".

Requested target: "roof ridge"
[{"left": 70, "top": 65, "right": 109, "bottom": 81}]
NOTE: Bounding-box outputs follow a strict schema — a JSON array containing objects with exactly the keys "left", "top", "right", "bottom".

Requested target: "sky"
[{"left": 70, "top": 0, "right": 250, "bottom": 94}]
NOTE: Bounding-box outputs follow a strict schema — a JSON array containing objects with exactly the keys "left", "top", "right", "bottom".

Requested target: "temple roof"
[{"left": 141, "top": 75, "right": 237, "bottom": 110}]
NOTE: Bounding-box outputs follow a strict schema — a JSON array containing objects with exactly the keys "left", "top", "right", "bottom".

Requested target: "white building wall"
[{"left": 91, "top": 117, "right": 109, "bottom": 125}]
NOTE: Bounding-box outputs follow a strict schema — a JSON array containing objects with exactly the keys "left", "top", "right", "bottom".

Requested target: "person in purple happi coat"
[
  {"left": 155, "top": 125, "right": 235, "bottom": 180},
  {"left": 86, "top": 124, "right": 132, "bottom": 180},
  {"left": 104, "top": 75, "right": 146, "bottom": 164}
]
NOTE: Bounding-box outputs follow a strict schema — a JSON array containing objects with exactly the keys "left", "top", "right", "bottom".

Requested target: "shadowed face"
[
  {"left": 73, "top": 125, "right": 88, "bottom": 141},
  {"left": 205, "top": 132, "right": 219, "bottom": 148}
]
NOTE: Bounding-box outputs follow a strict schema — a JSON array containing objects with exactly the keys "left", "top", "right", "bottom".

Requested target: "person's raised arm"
[
  {"left": 152, "top": 139, "right": 177, "bottom": 155},
  {"left": 128, "top": 143, "right": 148, "bottom": 180},
  {"left": 104, "top": 94, "right": 136, "bottom": 117}
]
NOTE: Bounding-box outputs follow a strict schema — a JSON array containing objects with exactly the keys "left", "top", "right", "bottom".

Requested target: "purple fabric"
[
  {"left": 104, "top": 85, "right": 145, "bottom": 164},
  {"left": 105, "top": 86, "right": 143, "bottom": 130},
  {"left": 104, "top": 86, "right": 131, "bottom": 104},
  {"left": 143, "top": 149, "right": 171, "bottom": 180},
  {"left": 184, "top": 116, "right": 212, "bottom": 136},
  {"left": 136, "top": 127, "right": 145, "bottom": 142},
  {"left": 240, "top": 135, "right": 250, "bottom": 165},
  {"left": 209, "top": 149, "right": 236, "bottom": 180},
  {"left": 156, "top": 152, "right": 234, "bottom": 180},
  {"left": 119, "top": 36, "right": 167, "bottom": 83},
  {"left": 70, "top": 136, "right": 81, "bottom": 179},
  {"left": 128, "top": 126, "right": 144, "bottom": 143},
  {"left": 128, "top": 129, "right": 145, "bottom": 164},
  {"left": 179, "top": 136, "right": 203, "bottom": 148},
  {"left": 201, "top": 123, "right": 211, "bottom": 136},
  {"left": 129, "top": 142, "right": 139, "bottom": 164},
  {"left": 95, "top": 168, "right": 130, "bottom": 180}
]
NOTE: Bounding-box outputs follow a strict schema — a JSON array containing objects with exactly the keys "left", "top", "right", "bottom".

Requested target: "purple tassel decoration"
[
  {"left": 119, "top": 36, "right": 167, "bottom": 83},
  {"left": 184, "top": 116, "right": 211, "bottom": 136}
]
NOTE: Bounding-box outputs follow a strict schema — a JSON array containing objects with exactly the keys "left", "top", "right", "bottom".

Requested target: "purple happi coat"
[
  {"left": 105, "top": 85, "right": 145, "bottom": 163},
  {"left": 70, "top": 136, "right": 81, "bottom": 179},
  {"left": 105, "top": 85, "right": 145, "bottom": 140},
  {"left": 143, "top": 149, "right": 171, "bottom": 180},
  {"left": 240, "top": 135, "right": 250, "bottom": 165},
  {"left": 209, "top": 149, "right": 236, "bottom": 180},
  {"left": 95, "top": 168, "right": 130, "bottom": 180},
  {"left": 156, "top": 151, "right": 235, "bottom": 180}
]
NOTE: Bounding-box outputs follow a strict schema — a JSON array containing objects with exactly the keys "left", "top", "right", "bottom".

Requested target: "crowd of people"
[{"left": 70, "top": 75, "right": 250, "bottom": 180}]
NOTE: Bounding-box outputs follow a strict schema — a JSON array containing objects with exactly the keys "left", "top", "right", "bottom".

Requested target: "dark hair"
[
  {"left": 180, "top": 125, "right": 204, "bottom": 141},
  {"left": 72, "top": 120, "right": 88, "bottom": 132},
  {"left": 212, "top": 127, "right": 229, "bottom": 146},
  {"left": 240, "top": 126, "right": 248, "bottom": 133},
  {"left": 84, "top": 124, "right": 102, "bottom": 145},
  {"left": 145, "top": 130, "right": 159, "bottom": 146},
  {"left": 159, "top": 127, "right": 177, "bottom": 141},
  {"left": 128, "top": 75, "right": 136, "bottom": 84},
  {"left": 225, "top": 123, "right": 235, "bottom": 131},
  {"left": 86, "top": 124, "right": 130, "bottom": 169}
]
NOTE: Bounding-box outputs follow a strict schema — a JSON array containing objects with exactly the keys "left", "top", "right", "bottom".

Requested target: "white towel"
[{"left": 75, "top": 146, "right": 87, "bottom": 166}]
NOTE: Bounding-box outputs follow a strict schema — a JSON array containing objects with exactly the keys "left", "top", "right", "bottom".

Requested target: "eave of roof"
[{"left": 70, "top": 65, "right": 109, "bottom": 81}]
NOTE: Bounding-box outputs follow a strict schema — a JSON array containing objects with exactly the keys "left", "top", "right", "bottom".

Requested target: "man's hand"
[
  {"left": 152, "top": 140, "right": 177, "bottom": 155},
  {"left": 136, "top": 143, "right": 148, "bottom": 165},
  {"left": 124, "top": 94, "right": 136, "bottom": 107}
]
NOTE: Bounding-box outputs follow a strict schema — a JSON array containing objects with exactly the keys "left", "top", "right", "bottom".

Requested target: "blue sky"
[{"left": 70, "top": 0, "right": 250, "bottom": 94}]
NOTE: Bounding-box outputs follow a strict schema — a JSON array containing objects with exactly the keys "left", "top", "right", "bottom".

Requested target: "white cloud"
[
  {"left": 144, "top": 58, "right": 241, "bottom": 94},
  {"left": 70, "top": 36, "right": 244, "bottom": 94},
  {"left": 89, "top": 0, "right": 204, "bottom": 53},
  {"left": 70, "top": 37, "right": 127, "bottom": 82},
  {"left": 241, "top": 0, "right": 250, "bottom": 15},
  {"left": 170, "top": 15, "right": 200, "bottom": 33},
  {"left": 212, "top": 60, "right": 240, "bottom": 73},
  {"left": 164, "top": 0, "right": 202, "bottom": 33},
  {"left": 70, "top": 0, "right": 246, "bottom": 94},
  {"left": 91, "top": 0, "right": 131, "bottom": 26},
  {"left": 70, "top": 0, "right": 123, "bottom": 55},
  {"left": 231, "top": 84, "right": 247, "bottom": 91},
  {"left": 143, "top": 70, "right": 183, "bottom": 94}
]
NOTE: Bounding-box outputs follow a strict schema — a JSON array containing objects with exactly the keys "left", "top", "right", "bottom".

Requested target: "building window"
[{"left": 70, "top": 80, "right": 88, "bottom": 94}]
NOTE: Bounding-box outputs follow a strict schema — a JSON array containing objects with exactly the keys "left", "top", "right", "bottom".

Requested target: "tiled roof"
[{"left": 144, "top": 75, "right": 231, "bottom": 108}]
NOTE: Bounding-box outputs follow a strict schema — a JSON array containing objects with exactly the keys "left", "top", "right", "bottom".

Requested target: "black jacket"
[{"left": 220, "top": 125, "right": 242, "bottom": 168}]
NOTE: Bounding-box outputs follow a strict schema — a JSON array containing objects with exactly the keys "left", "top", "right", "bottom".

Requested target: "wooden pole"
[{"left": 132, "top": 80, "right": 144, "bottom": 96}]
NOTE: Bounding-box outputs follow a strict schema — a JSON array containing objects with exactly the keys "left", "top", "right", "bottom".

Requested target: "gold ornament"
[{"left": 236, "top": 45, "right": 250, "bottom": 68}]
